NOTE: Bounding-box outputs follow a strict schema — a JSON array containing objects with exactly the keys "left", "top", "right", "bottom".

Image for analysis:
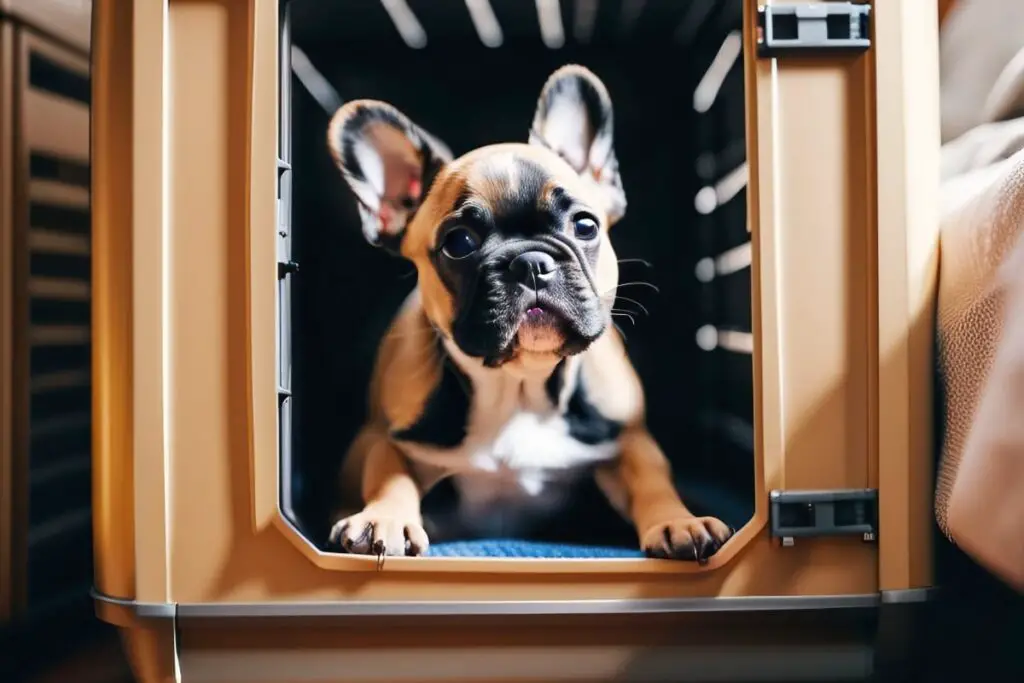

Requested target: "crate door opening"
[{"left": 282, "top": 0, "right": 754, "bottom": 560}]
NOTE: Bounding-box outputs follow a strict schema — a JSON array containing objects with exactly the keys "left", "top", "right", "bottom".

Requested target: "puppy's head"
[{"left": 327, "top": 65, "right": 627, "bottom": 370}]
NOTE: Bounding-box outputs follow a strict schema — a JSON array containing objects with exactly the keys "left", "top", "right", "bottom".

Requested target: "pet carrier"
[{"left": 90, "top": 1, "right": 941, "bottom": 680}]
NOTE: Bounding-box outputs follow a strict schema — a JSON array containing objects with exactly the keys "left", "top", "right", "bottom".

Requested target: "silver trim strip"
[
  {"left": 93, "top": 588, "right": 891, "bottom": 619},
  {"left": 880, "top": 587, "right": 939, "bottom": 604},
  {"left": 93, "top": 587, "right": 940, "bottom": 620},
  {"left": 177, "top": 594, "right": 879, "bottom": 618},
  {"left": 91, "top": 588, "right": 175, "bottom": 619}
]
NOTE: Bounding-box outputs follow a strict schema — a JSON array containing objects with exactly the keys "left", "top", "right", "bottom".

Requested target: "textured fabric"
[
  {"left": 936, "top": 150, "right": 1024, "bottom": 537},
  {"left": 428, "top": 540, "right": 644, "bottom": 559},
  {"left": 416, "top": 474, "right": 752, "bottom": 560},
  {"left": 945, "top": 233, "right": 1024, "bottom": 591},
  {"left": 934, "top": 4, "right": 1024, "bottom": 590},
  {"left": 941, "top": 118, "right": 1024, "bottom": 182}
]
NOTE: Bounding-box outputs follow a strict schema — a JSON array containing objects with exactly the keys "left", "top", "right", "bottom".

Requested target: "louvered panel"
[
  {"left": 28, "top": 411, "right": 91, "bottom": 471},
  {"left": 28, "top": 451, "right": 91, "bottom": 528},
  {"left": 30, "top": 151, "right": 90, "bottom": 188},
  {"left": 0, "top": 1, "right": 93, "bottom": 52},
  {"left": 16, "top": 32, "right": 92, "bottom": 614},
  {"left": 25, "top": 511, "right": 92, "bottom": 605},
  {"left": 22, "top": 90, "right": 89, "bottom": 162}
]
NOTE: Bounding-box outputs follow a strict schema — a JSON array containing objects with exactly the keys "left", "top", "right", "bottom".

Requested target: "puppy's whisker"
[
  {"left": 612, "top": 320, "right": 628, "bottom": 342},
  {"left": 602, "top": 293, "right": 647, "bottom": 321},
  {"left": 614, "top": 296, "right": 650, "bottom": 316},
  {"left": 617, "top": 258, "right": 654, "bottom": 268},
  {"left": 611, "top": 307, "right": 644, "bottom": 320},
  {"left": 611, "top": 311, "right": 637, "bottom": 326}
]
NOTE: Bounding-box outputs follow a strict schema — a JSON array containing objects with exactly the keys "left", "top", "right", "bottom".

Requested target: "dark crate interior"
[{"left": 280, "top": 0, "right": 754, "bottom": 557}]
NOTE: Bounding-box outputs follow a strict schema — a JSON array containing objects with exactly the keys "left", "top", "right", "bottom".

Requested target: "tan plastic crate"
[{"left": 90, "top": 1, "right": 942, "bottom": 680}]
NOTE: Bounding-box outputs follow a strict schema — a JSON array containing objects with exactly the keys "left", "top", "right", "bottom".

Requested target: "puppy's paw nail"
[
  {"left": 641, "top": 515, "right": 733, "bottom": 562},
  {"left": 328, "top": 512, "right": 430, "bottom": 557},
  {"left": 404, "top": 523, "right": 430, "bottom": 557},
  {"left": 694, "top": 534, "right": 716, "bottom": 564}
]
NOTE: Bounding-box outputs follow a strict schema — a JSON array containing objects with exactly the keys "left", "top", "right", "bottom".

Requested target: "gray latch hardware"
[
  {"left": 756, "top": 3, "right": 871, "bottom": 58},
  {"left": 277, "top": 158, "right": 295, "bottom": 277},
  {"left": 769, "top": 489, "right": 878, "bottom": 547},
  {"left": 277, "top": 260, "right": 300, "bottom": 278}
]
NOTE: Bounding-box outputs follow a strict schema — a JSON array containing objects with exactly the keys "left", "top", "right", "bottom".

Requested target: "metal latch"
[
  {"left": 277, "top": 156, "right": 294, "bottom": 278},
  {"left": 756, "top": 3, "right": 871, "bottom": 58},
  {"left": 278, "top": 260, "right": 300, "bottom": 279},
  {"left": 770, "top": 489, "right": 877, "bottom": 547}
]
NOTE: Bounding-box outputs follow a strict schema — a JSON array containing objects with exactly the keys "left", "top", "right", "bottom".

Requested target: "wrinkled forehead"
[
  {"left": 465, "top": 151, "right": 564, "bottom": 218},
  {"left": 401, "top": 145, "right": 604, "bottom": 260},
  {"left": 425, "top": 145, "right": 597, "bottom": 233}
]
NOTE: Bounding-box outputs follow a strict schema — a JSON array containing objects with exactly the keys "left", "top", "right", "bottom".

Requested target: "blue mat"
[{"left": 427, "top": 539, "right": 644, "bottom": 558}]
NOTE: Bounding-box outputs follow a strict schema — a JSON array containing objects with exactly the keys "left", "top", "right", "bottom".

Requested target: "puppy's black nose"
[{"left": 509, "top": 251, "right": 557, "bottom": 289}]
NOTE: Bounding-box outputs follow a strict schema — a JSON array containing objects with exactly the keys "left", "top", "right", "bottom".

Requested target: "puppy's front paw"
[
  {"left": 328, "top": 510, "right": 429, "bottom": 557},
  {"left": 641, "top": 516, "right": 734, "bottom": 564}
]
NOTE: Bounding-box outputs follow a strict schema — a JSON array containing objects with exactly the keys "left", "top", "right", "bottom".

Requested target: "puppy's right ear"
[
  {"left": 327, "top": 100, "right": 453, "bottom": 249},
  {"left": 529, "top": 65, "right": 626, "bottom": 225}
]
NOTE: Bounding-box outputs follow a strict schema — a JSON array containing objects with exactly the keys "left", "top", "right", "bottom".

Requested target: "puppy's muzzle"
[{"left": 509, "top": 251, "right": 557, "bottom": 291}]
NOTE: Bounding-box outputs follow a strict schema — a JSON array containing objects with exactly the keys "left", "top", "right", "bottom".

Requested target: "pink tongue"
[{"left": 526, "top": 307, "right": 544, "bottom": 317}]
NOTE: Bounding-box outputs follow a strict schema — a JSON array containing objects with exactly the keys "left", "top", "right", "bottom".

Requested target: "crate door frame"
[
  {"left": 257, "top": 0, "right": 920, "bottom": 584},
  {"left": 254, "top": 0, "right": 938, "bottom": 583},
  {"left": 264, "top": 0, "right": 767, "bottom": 575}
]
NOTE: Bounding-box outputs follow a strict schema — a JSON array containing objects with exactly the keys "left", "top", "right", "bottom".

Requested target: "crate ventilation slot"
[{"left": 23, "top": 43, "right": 94, "bottom": 611}]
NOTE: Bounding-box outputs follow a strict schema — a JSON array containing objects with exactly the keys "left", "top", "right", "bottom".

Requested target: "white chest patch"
[
  {"left": 451, "top": 411, "right": 618, "bottom": 537},
  {"left": 403, "top": 408, "right": 619, "bottom": 537},
  {"left": 470, "top": 411, "right": 616, "bottom": 473},
  {"left": 398, "top": 343, "right": 621, "bottom": 538}
]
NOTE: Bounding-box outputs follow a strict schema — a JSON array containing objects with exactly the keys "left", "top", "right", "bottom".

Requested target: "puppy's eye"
[
  {"left": 573, "top": 214, "right": 600, "bottom": 241},
  {"left": 441, "top": 227, "right": 480, "bottom": 259}
]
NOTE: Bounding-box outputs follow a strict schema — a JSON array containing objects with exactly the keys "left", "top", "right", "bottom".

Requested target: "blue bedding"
[
  {"left": 427, "top": 539, "right": 644, "bottom": 558},
  {"left": 422, "top": 475, "right": 752, "bottom": 558}
]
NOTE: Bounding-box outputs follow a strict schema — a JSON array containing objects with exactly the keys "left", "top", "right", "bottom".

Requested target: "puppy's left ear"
[
  {"left": 327, "top": 99, "right": 453, "bottom": 249},
  {"left": 529, "top": 65, "right": 627, "bottom": 225}
]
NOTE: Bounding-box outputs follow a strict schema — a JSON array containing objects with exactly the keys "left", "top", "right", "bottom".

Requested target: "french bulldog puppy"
[{"left": 325, "top": 65, "right": 734, "bottom": 562}]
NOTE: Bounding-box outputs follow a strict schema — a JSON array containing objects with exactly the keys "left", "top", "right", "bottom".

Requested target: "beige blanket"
[{"left": 936, "top": 1, "right": 1024, "bottom": 591}]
